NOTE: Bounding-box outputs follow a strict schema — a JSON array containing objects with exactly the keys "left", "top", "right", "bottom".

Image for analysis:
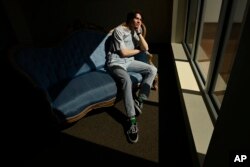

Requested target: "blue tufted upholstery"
[
  {"left": 12, "top": 29, "right": 145, "bottom": 123},
  {"left": 16, "top": 30, "right": 109, "bottom": 90}
]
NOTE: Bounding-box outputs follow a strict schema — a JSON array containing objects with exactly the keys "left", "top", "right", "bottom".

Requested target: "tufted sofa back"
[{"left": 14, "top": 30, "right": 111, "bottom": 91}]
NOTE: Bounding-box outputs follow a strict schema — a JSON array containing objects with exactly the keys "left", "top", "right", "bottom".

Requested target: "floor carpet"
[{"left": 17, "top": 100, "right": 159, "bottom": 167}]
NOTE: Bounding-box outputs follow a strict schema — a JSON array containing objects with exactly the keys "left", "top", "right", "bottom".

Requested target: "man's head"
[{"left": 126, "top": 10, "right": 143, "bottom": 29}]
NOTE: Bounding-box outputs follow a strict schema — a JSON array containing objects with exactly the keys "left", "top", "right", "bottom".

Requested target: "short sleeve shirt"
[{"left": 107, "top": 25, "right": 140, "bottom": 70}]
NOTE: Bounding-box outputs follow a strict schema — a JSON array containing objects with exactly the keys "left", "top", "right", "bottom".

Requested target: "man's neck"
[{"left": 124, "top": 23, "right": 135, "bottom": 31}]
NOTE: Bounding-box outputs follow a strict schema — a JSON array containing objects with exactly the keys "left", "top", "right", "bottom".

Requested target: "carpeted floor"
[
  {"left": 20, "top": 100, "right": 159, "bottom": 167},
  {"left": 63, "top": 100, "right": 159, "bottom": 162}
]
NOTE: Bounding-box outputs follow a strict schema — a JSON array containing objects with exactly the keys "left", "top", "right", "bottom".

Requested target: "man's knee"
[{"left": 150, "top": 65, "right": 157, "bottom": 76}]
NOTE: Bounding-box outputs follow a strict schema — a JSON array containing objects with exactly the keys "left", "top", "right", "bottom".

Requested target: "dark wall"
[
  {"left": 0, "top": 1, "right": 17, "bottom": 50},
  {"left": 2, "top": 0, "right": 172, "bottom": 46}
]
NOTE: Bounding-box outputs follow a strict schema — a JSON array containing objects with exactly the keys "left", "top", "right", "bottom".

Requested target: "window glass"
[
  {"left": 195, "top": 0, "right": 223, "bottom": 83},
  {"left": 185, "top": 0, "right": 199, "bottom": 54},
  {"left": 212, "top": 0, "right": 248, "bottom": 108}
]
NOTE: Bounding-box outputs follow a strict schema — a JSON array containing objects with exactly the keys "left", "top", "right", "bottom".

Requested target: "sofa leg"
[{"left": 152, "top": 75, "right": 158, "bottom": 90}]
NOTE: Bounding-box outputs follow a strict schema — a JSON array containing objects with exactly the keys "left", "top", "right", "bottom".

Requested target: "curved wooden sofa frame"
[{"left": 65, "top": 97, "right": 116, "bottom": 124}]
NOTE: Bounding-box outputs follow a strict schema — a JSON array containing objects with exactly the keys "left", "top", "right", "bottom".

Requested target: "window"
[
  {"left": 211, "top": 0, "right": 248, "bottom": 109},
  {"left": 183, "top": 0, "right": 249, "bottom": 118},
  {"left": 195, "top": 0, "right": 222, "bottom": 83},
  {"left": 184, "top": 0, "right": 200, "bottom": 53}
]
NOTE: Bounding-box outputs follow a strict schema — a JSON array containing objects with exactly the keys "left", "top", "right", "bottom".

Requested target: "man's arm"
[
  {"left": 137, "top": 33, "right": 148, "bottom": 51},
  {"left": 120, "top": 48, "right": 141, "bottom": 57},
  {"left": 120, "top": 28, "right": 149, "bottom": 57},
  {"left": 119, "top": 36, "right": 148, "bottom": 57}
]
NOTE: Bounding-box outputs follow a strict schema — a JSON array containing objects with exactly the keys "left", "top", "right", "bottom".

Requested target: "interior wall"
[
  {"left": 2, "top": 0, "right": 172, "bottom": 45},
  {"left": 204, "top": 0, "right": 247, "bottom": 22},
  {"left": 0, "top": 1, "right": 17, "bottom": 50}
]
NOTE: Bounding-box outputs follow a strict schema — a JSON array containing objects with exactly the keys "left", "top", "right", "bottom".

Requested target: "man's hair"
[{"left": 126, "top": 10, "right": 143, "bottom": 24}]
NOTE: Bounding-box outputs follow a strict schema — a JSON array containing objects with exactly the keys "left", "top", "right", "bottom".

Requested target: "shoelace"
[
  {"left": 135, "top": 99, "right": 142, "bottom": 108},
  {"left": 129, "top": 124, "right": 138, "bottom": 134}
]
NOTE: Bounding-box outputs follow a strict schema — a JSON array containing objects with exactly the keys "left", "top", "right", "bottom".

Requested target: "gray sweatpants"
[{"left": 108, "top": 60, "right": 157, "bottom": 118}]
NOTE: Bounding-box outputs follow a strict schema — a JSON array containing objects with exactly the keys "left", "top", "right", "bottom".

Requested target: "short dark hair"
[{"left": 126, "top": 10, "right": 143, "bottom": 24}]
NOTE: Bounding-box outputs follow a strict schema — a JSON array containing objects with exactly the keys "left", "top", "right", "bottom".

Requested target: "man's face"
[{"left": 132, "top": 13, "right": 142, "bottom": 29}]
